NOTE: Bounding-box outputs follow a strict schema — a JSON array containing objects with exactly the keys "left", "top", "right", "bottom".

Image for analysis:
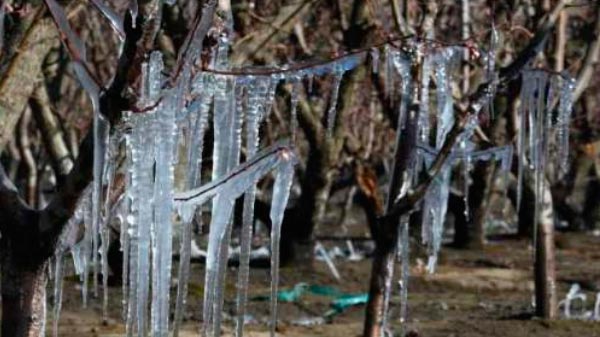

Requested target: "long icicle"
[
  {"left": 235, "top": 76, "right": 270, "bottom": 337},
  {"left": 326, "top": 70, "right": 343, "bottom": 137},
  {"left": 173, "top": 74, "right": 212, "bottom": 337},
  {"left": 151, "top": 59, "right": 182, "bottom": 337},
  {"left": 53, "top": 253, "right": 65, "bottom": 337},
  {"left": 269, "top": 155, "right": 295, "bottom": 337}
]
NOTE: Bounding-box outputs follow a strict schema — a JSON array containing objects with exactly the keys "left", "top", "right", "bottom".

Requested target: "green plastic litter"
[
  {"left": 330, "top": 293, "right": 369, "bottom": 312},
  {"left": 278, "top": 283, "right": 309, "bottom": 302},
  {"left": 251, "top": 283, "right": 369, "bottom": 318},
  {"left": 308, "top": 284, "right": 343, "bottom": 297}
]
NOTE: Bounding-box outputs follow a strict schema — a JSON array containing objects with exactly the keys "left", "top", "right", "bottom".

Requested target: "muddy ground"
[{"left": 52, "top": 228, "right": 600, "bottom": 337}]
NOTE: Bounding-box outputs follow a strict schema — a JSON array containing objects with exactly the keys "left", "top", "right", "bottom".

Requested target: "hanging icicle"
[{"left": 516, "top": 69, "right": 575, "bottom": 213}]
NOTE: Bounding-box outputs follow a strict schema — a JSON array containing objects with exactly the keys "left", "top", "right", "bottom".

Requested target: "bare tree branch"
[{"left": 573, "top": 1, "right": 600, "bottom": 101}]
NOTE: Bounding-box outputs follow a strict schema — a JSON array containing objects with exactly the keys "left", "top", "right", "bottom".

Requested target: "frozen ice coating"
[
  {"left": 416, "top": 143, "right": 513, "bottom": 272},
  {"left": 557, "top": 75, "right": 575, "bottom": 176},
  {"left": 53, "top": 254, "right": 64, "bottom": 337},
  {"left": 235, "top": 75, "right": 271, "bottom": 337},
  {"left": 44, "top": 0, "right": 87, "bottom": 62},
  {"left": 89, "top": 0, "right": 125, "bottom": 39},
  {"left": 269, "top": 154, "right": 296, "bottom": 337},
  {"left": 289, "top": 78, "right": 301, "bottom": 143},
  {"left": 433, "top": 57, "right": 453, "bottom": 149},
  {"left": 418, "top": 53, "right": 432, "bottom": 144},
  {"left": 421, "top": 160, "right": 451, "bottom": 274},
  {"left": 326, "top": 70, "right": 343, "bottom": 137},
  {"left": 42, "top": 17, "right": 582, "bottom": 335},
  {"left": 461, "top": 140, "right": 472, "bottom": 220},
  {"left": 151, "top": 61, "right": 183, "bottom": 337},
  {"left": 516, "top": 69, "right": 575, "bottom": 216},
  {"left": 101, "top": 126, "right": 121, "bottom": 320},
  {"left": 384, "top": 45, "right": 394, "bottom": 100},
  {"left": 391, "top": 48, "right": 412, "bottom": 133},
  {"left": 132, "top": 113, "right": 156, "bottom": 337},
  {"left": 172, "top": 203, "right": 194, "bottom": 337},
  {"left": 397, "top": 216, "right": 410, "bottom": 327}
]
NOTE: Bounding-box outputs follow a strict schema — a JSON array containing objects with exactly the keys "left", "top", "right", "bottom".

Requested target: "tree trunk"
[
  {"left": 363, "top": 244, "right": 395, "bottom": 337},
  {"left": 1, "top": 246, "right": 48, "bottom": 337},
  {"left": 534, "top": 178, "right": 557, "bottom": 319}
]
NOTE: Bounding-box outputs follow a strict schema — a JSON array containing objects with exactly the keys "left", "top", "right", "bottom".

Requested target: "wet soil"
[{"left": 52, "top": 231, "right": 600, "bottom": 337}]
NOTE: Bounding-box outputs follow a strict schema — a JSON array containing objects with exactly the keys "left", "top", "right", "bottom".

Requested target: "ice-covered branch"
[
  {"left": 383, "top": 78, "right": 497, "bottom": 222},
  {"left": 89, "top": 0, "right": 125, "bottom": 40},
  {"left": 174, "top": 143, "right": 295, "bottom": 206}
]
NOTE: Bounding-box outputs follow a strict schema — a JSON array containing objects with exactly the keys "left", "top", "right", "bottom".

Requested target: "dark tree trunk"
[
  {"left": 1, "top": 244, "right": 48, "bottom": 337},
  {"left": 363, "top": 244, "right": 395, "bottom": 337}
]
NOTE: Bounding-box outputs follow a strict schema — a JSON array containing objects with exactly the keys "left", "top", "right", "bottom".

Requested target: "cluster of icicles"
[{"left": 46, "top": 7, "right": 576, "bottom": 337}]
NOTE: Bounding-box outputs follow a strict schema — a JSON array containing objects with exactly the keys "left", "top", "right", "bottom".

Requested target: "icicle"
[
  {"left": 101, "top": 133, "right": 118, "bottom": 321},
  {"left": 172, "top": 203, "right": 194, "bottom": 337},
  {"left": 556, "top": 75, "right": 575, "bottom": 176},
  {"left": 90, "top": 0, "right": 125, "bottom": 40},
  {"left": 118, "top": 194, "right": 130, "bottom": 320},
  {"left": 516, "top": 73, "right": 531, "bottom": 210},
  {"left": 461, "top": 141, "right": 472, "bottom": 220},
  {"left": 397, "top": 215, "right": 410, "bottom": 329},
  {"left": 53, "top": 253, "right": 65, "bottom": 337},
  {"left": 261, "top": 75, "right": 280, "bottom": 122},
  {"left": 175, "top": 144, "right": 296, "bottom": 337},
  {"left": 418, "top": 145, "right": 451, "bottom": 273},
  {"left": 235, "top": 76, "right": 270, "bottom": 337},
  {"left": 132, "top": 112, "right": 155, "bottom": 337},
  {"left": 371, "top": 47, "right": 380, "bottom": 75},
  {"left": 485, "top": 24, "right": 499, "bottom": 119},
  {"left": 418, "top": 54, "right": 433, "bottom": 144},
  {"left": 384, "top": 45, "right": 394, "bottom": 99},
  {"left": 124, "top": 115, "right": 138, "bottom": 336},
  {"left": 173, "top": 76, "right": 212, "bottom": 337},
  {"left": 425, "top": 165, "right": 451, "bottom": 273},
  {"left": 433, "top": 48, "right": 457, "bottom": 148},
  {"left": 82, "top": 191, "right": 93, "bottom": 308},
  {"left": 188, "top": 73, "right": 214, "bottom": 187},
  {"left": 150, "top": 54, "right": 181, "bottom": 337},
  {"left": 203, "top": 38, "right": 244, "bottom": 335},
  {"left": 210, "top": 76, "right": 246, "bottom": 337},
  {"left": 126, "top": 53, "right": 162, "bottom": 337},
  {"left": 269, "top": 155, "right": 295, "bottom": 337},
  {"left": 391, "top": 49, "right": 412, "bottom": 132},
  {"left": 133, "top": 113, "right": 155, "bottom": 337},
  {"left": 41, "top": 280, "right": 48, "bottom": 337},
  {"left": 44, "top": 0, "right": 87, "bottom": 62},
  {"left": 129, "top": 0, "right": 138, "bottom": 27},
  {"left": 326, "top": 70, "right": 343, "bottom": 137},
  {"left": 289, "top": 78, "right": 301, "bottom": 143}
]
